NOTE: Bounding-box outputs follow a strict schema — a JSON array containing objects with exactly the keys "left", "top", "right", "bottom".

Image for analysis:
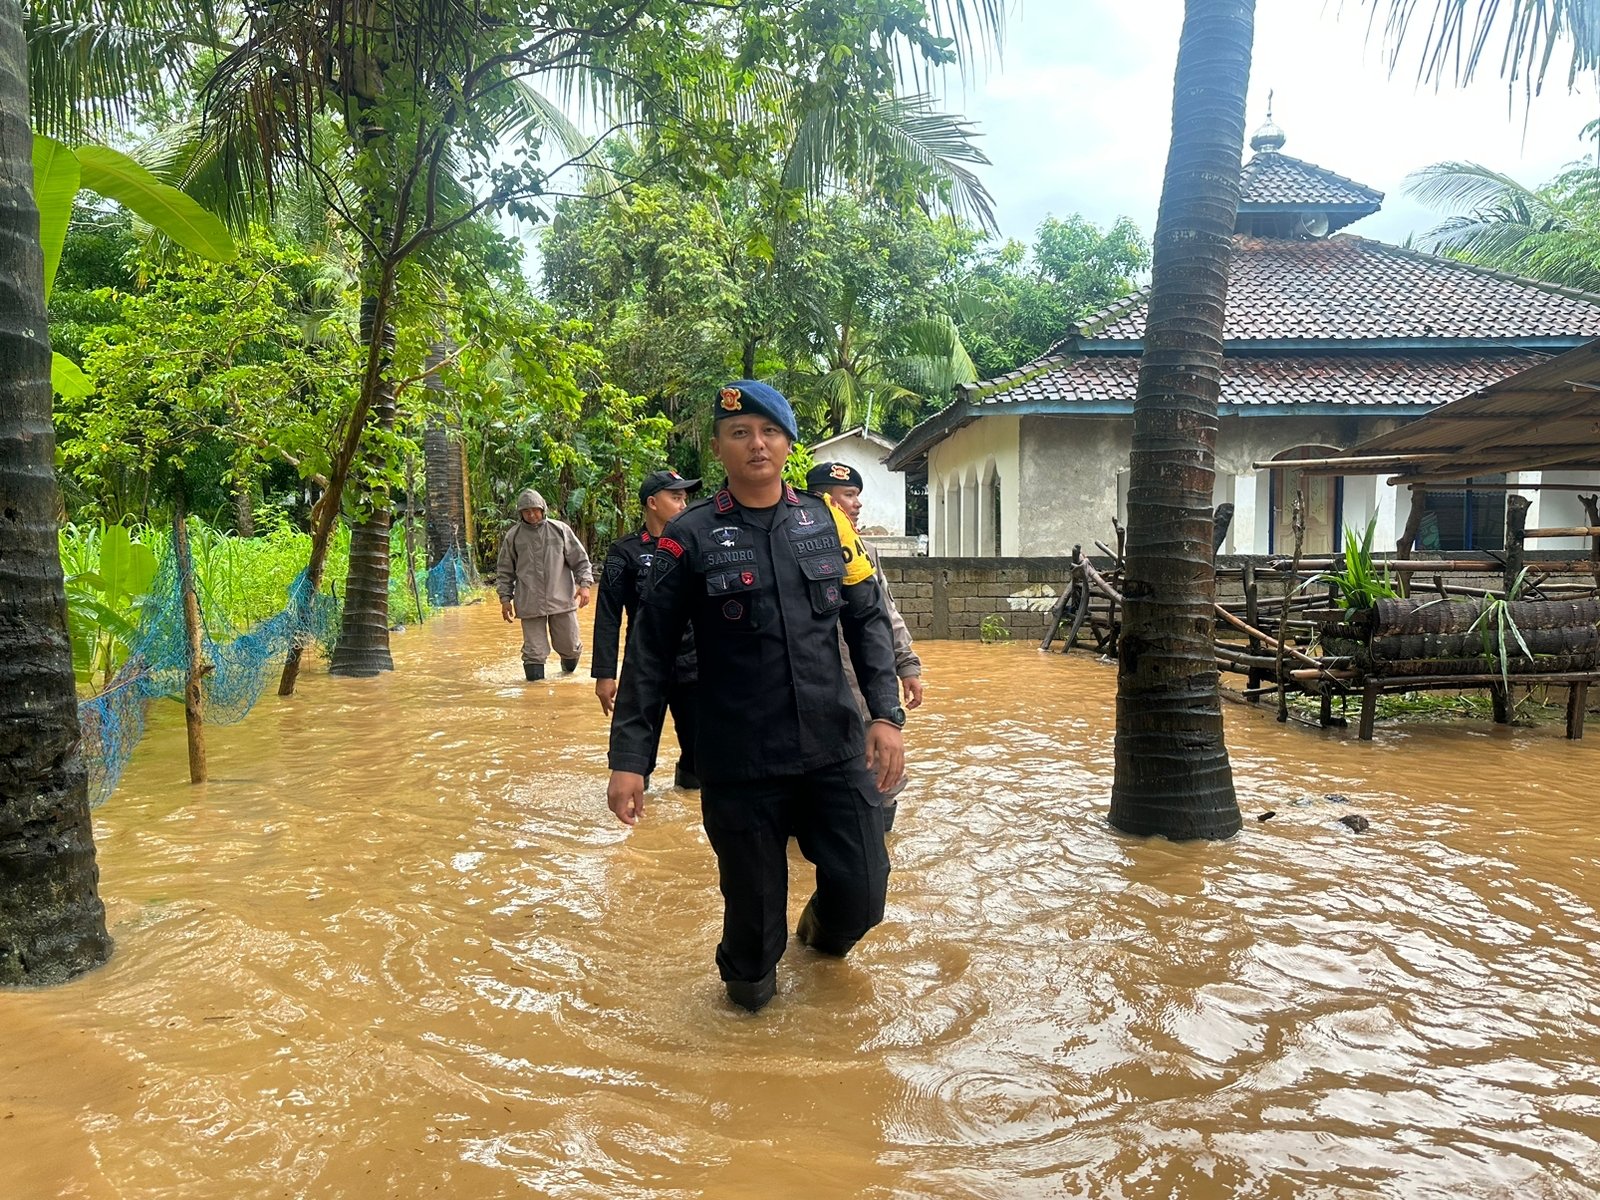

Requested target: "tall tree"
[
  {"left": 1108, "top": 0, "right": 1253, "bottom": 841},
  {"left": 0, "top": 0, "right": 112, "bottom": 985}
]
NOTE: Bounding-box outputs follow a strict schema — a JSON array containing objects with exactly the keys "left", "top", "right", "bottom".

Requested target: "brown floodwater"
[{"left": 4, "top": 602, "right": 1599, "bottom": 1199}]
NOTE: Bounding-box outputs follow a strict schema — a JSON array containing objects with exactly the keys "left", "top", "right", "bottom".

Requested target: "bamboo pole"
[
  {"left": 404, "top": 457, "right": 424, "bottom": 624},
  {"left": 173, "top": 493, "right": 208, "bottom": 784}
]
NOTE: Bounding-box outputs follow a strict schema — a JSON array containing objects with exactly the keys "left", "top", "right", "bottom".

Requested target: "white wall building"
[
  {"left": 890, "top": 123, "right": 1600, "bottom": 558},
  {"left": 808, "top": 426, "right": 907, "bottom": 536}
]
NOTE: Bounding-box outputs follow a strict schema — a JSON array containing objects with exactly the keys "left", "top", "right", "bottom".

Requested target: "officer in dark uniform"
[
  {"left": 606, "top": 380, "right": 906, "bottom": 1013},
  {"left": 592, "top": 468, "right": 702, "bottom": 790}
]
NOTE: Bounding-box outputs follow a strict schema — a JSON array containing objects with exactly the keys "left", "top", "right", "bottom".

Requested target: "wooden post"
[
  {"left": 1276, "top": 484, "right": 1306, "bottom": 724},
  {"left": 1568, "top": 682, "right": 1588, "bottom": 740},
  {"left": 1358, "top": 679, "right": 1380, "bottom": 740},
  {"left": 173, "top": 493, "right": 208, "bottom": 784},
  {"left": 1243, "top": 562, "right": 1262, "bottom": 699},
  {"left": 1580, "top": 493, "right": 1600, "bottom": 592},
  {"left": 1212, "top": 502, "right": 1234, "bottom": 554},
  {"left": 1490, "top": 684, "right": 1510, "bottom": 726},
  {"left": 1504, "top": 493, "right": 1531, "bottom": 598},
  {"left": 1397, "top": 484, "right": 1425, "bottom": 599}
]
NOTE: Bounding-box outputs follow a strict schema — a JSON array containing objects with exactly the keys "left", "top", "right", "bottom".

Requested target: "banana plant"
[
  {"left": 32, "top": 133, "right": 236, "bottom": 397},
  {"left": 59, "top": 521, "right": 160, "bottom": 687}
]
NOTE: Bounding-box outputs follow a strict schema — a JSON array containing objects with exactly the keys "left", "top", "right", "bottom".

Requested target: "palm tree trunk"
[
  {"left": 423, "top": 421, "right": 463, "bottom": 605},
  {"left": 277, "top": 257, "right": 398, "bottom": 695},
  {"left": 1109, "top": 0, "right": 1251, "bottom": 841},
  {"left": 328, "top": 288, "right": 397, "bottom": 677},
  {"left": 0, "top": 0, "right": 112, "bottom": 985}
]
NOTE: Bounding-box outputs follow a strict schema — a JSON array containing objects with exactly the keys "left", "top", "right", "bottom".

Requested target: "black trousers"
[
  {"left": 700, "top": 759, "right": 889, "bottom": 983},
  {"left": 646, "top": 681, "right": 699, "bottom": 779}
]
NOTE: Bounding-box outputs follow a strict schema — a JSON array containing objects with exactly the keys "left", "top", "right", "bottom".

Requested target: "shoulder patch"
[
  {"left": 714, "top": 489, "right": 735, "bottom": 514},
  {"left": 657, "top": 536, "right": 684, "bottom": 559}
]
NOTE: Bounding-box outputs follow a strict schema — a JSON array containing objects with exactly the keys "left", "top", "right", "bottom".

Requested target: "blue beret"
[{"left": 715, "top": 380, "right": 798, "bottom": 443}]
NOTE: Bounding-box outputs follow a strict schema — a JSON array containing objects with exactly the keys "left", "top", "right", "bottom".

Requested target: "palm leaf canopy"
[
  {"left": 1407, "top": 160, "right": 1600, "bottom": 292},
  {"left": 1364, "top": 0, "right": 1600, "bottom": 94}
]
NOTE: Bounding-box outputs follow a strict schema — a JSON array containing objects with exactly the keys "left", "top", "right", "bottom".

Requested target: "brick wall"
[
  {"left": 880, "top": 557, "right": 1078, "bottom": 642},
  {"left": 883, "top": 552, "right": 1600, "bottom": 642}
]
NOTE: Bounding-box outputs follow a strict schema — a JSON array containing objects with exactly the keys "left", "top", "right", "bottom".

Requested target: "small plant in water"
[
  {"left": 979, "top": 612, "right": 1013, "bottom": 643},
  {"left": 1318, "top": 516, "right": 1398, "bottom": 609}
]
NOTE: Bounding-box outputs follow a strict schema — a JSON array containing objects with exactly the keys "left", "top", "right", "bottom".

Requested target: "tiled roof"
[
  {"left": 1075, "top": 236, "right": 1600, "bottom": 344},
  {"left": 885, "top": 349, "right": 1546, "bottom": 470},
  {"left": 1237, "top": 152, "right": 1383, "bottom": 211},
  {"left": 963, "top": 351, "right": 1543, "bottom": 410}
]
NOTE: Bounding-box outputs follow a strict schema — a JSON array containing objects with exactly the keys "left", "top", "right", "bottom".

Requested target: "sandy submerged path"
[{"left": 4, "top": 599, "right": 1599, "bottom": 1198}]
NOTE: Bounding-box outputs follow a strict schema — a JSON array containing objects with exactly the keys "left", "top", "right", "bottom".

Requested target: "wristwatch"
[{"left": 874, "top": 705, "right": 908, "bottom": 728}]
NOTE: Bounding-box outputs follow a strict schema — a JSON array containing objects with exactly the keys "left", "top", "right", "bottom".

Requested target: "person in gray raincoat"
[{"left": 495, "top": 488, "right": 595, "bottom": 681}]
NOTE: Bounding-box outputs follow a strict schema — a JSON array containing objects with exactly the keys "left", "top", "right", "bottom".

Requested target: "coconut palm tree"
[
  {"left": 1108, "top": 0, "right": 1253, "bottom": 841},
  {"left": 0, "top": 0, "right": 112, "bottom": 985},
  {"left": 1406, "top": 161, "right": 1600, "bottom": 292}
]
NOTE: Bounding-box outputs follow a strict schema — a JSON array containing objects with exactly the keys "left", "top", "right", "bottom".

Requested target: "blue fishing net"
[
  {"left": 424, "top": 545, "right": 479, "bottom": 607},
  {"left": 77, "top": 527, "right": 484, "bottom": 807},
  {"left": 77, "top": 544, "right": 339, "bottom": 808}
]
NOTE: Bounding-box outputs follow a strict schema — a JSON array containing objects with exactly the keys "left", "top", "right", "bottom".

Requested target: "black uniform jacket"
[
  {"left": 608, "top": 484, "right": 901, "bottom": 783},
  {"left": 591, "top": 528, "right": 696, "bottom": 684}
]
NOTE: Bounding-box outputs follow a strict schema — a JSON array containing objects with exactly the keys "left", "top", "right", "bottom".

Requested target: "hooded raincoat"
[{"left": 496, "top": 489, "right": 595, "bottom": 618}]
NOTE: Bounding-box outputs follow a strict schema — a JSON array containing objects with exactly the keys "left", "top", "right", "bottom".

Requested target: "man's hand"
[
  {"left": 902, "top": 675, "right": 924, "bottom": 710},
  {"left": 500, "top": 600, "right": 515, "bottom": 623},
  {"left": 607, "top": 771, "right": 647, "bottom": 826},
  {"left": 865, "top": 722, "right": 904, "bottom": 794},
  {"left": 595, "top": 678, "right": 618, "bottom": 715},
  {"left": 577, "top": 587, "right": 592, "bottom": 609}
]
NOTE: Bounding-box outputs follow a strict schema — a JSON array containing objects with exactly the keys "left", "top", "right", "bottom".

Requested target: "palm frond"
[
  {"left": 1362, "top": 0, "right": 1600, "bottom": 94},
  {"left": 24, "top": 0, "right": 222, "bottom": 140},
  {"left": 782, "top": 92, "right": 995, "bottom": 231}
]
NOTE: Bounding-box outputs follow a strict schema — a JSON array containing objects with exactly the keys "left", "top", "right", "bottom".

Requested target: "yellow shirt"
[{"left": 824, "top": 494, "right": 875, "bottom": 585}]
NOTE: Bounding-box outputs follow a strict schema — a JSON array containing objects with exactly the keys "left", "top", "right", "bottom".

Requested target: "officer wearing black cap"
[
  {"left": 593, "top": 469, "right": 703, "bottom": 789},
  {"left": 606, "top": 379, "right": 906, "bottom": 1013}
]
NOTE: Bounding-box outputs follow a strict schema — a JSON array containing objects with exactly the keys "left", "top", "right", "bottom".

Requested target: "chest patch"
[
  {"left": 709, "top": 525, "right": 742, "bottom": 548},
  {"left": 702, "top": 547, "right": 756, "bottom": 569}
]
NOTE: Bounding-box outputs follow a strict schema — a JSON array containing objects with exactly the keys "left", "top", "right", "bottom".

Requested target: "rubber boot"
[
  {"left": 523, "top": 661, "right": 544, "bottom": 682},
  {"left": 795, "top": 897, "right": 855, "bottom": 958},
  {"left": 673, "top": 762, "right": 701, "bottom": 791},
  {"left": 559, "top": 656, "right": 580, "bottom": 674},
  {"left": 725, "top": 969, "right": 777, "bottom": 1013}
]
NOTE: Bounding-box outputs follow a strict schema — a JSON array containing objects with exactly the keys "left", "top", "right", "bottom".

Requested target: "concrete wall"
[
  {"left": 918, "top": 410, "right": 1600, "bottom": 565},
  {"left": 1017, "top": 415, "right": 1128, "bottom": 557},
  {"left": 809, "top": 430, "right": 904, "bottom": 535}
]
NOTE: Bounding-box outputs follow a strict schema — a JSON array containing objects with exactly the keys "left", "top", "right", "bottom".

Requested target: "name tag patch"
[{"left": 701, "top": 547, "right": 756, "bottom": 568}]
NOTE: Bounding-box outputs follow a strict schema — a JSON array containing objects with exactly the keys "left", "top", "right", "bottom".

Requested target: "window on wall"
[
  {"left": 1270, "top": 445, "right": 1343, "bottom": 554},
  {"left": 906, "top": 473, "right": 929, "bottom": 538},
  {"left": 1417, "top": 476, "right": 1507, "bottom": 551}
]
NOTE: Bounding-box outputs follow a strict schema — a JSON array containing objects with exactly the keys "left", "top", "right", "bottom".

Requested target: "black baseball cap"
[
  {"left": 806, "top": 461, "right": 864, "bottom": 492},
  {"left": 639, "top": 469, "right": 701, "bottom": 506}
]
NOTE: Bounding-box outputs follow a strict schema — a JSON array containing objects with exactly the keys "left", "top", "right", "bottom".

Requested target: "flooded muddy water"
[{"left": 4, "top": 601, "right": 1600, "bottom": 1198}]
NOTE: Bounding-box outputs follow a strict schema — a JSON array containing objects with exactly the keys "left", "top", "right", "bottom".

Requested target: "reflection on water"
[{"left": 4, "top": 603, "right": 1599, "bottom": 1198}]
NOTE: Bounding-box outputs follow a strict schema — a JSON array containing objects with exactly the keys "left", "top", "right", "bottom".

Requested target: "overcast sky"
[{"left": 949, "top": 0, "right": 1600, "bottom": 250}]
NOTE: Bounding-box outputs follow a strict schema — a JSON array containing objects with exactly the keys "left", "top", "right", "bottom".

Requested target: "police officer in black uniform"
[
  {"left": 592, "top": 468, "right": 702, "bottom": 790},
  {"left": 606, "top": 380, "right": 906, "bottom": 1013}
]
